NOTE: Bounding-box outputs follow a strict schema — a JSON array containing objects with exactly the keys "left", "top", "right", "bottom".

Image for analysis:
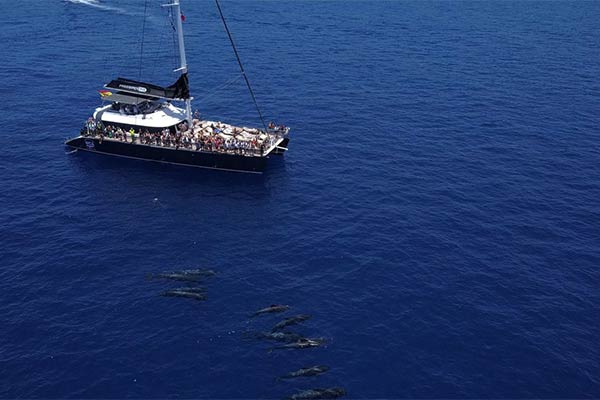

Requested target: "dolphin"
[
  {"left": 279, "top": 365, "right": 330, "bottom": 380},
  {"left": 251, "top": 304, "right": 290, "bottom": 317},
  {"left": 272, "top": 314, "right": 311, "bottom": 332},
  {"left": 178, "top": 269, "right": 217, "bottom": 277},
  {"left": 269, "top": 338, "right": 325, "bottom": 352},
  {"left": 288, "top": 387, "right": 345, "bottom": 400},
  {"left": 148, "top": 273, "right": 204, "bottom": 283},
  {"left": 254, "top": 331, "right": 304, "bottom": 343},
  {"left": 161, "top": 290, "right": 207, "bottom": 301},
  {"left": 170, "top": 287, "right": 206, "bottom": 293},
  {"left": 148, "top": 269, "right": 216, "bottom": 282}
]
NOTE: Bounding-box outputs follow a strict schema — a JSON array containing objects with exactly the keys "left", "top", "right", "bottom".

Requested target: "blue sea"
[{"left": 1, "top": 0, "right": 599, "bottom": 398}]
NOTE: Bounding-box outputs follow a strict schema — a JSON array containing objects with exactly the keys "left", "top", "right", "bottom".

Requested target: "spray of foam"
[{"left": 64, "top": 0, "right": 127, "bottom": 14}]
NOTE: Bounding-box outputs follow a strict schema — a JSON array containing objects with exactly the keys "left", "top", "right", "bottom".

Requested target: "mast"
[{"left": 164, "top": 0, "right": 192, "bottom": 125}]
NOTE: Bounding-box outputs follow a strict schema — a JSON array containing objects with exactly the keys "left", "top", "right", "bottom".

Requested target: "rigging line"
[
  {"left": 138, "top": 0, "right": 148, "bottom": 80},
  {"left": 148, "top": 6, "right": 170, "bottom": 81},
  {"left": 214, "top": 0, "right": 268, "bottom": 131},
  {"left": 195, "top": 74, "right": 243, "bottom": 104},
  {"left": 211, "top": 74, "right": 244, "bottom": 93},
  {"left": 148, "top": 4, "right": 173, "bottom": 81}
]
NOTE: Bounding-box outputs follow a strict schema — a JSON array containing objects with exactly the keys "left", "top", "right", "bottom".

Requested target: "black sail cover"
[{"left": 105, "top": 73, "right": 190, "bottom": 100}]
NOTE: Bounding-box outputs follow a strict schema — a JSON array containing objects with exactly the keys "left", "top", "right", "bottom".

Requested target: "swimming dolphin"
[
  {"left": 178, "top": 269, "right": 217, "bottom": 277},
  {"left": 253, "top": 331, "right": 304, "bottom": 343},
  {"left": 272, "top": 314, "right": 311, "bottom": 332},
  {"left": 279, "top": 365, "right": 330, "bottom": 380},
  {"left": 161, "top": 290, "right": 207, "bottom": 301},
  {"left": 148, "top": 269, "right": 216, "bottom": 282},
  {"left": 170, "top": 287, "right": 207, "bottom": 293},
  {"left": 251, "top": 304, "right": 290, "bottom": 317},
  {"left": 148, "top": 272, "right": 204, "bottom": 283},
  {"left": 269, "top": 338, "right": 325, "bottom": 352},
  {"left": 288, "top": 387, "right": 345, "bottom": 400}
]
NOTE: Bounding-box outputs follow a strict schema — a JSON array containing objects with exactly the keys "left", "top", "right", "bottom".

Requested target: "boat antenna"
[
  {"left": 214, "top": 0, "right": 268, "bottom": 131},
  {"left": 163, "top": 0, "right": 193, "bottom": 125}
]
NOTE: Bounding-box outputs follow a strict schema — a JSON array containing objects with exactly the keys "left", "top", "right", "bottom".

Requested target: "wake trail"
[{"left": 63, "top": 0, "right": 135, "bottom": 16}]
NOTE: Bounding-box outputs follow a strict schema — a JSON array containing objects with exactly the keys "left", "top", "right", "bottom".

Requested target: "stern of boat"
[{"left": 267, "top": 127, "right": 290, "bottom": 155}]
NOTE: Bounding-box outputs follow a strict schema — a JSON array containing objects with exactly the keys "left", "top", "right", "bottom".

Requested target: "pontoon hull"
[
  {"left": 272, "top": 137, "right": 289, "bottom": 155},
  {"left": 65, "top": 136, "right": 268, "bottom": 173}
]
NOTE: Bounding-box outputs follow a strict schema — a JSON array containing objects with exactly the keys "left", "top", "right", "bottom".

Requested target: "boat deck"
[
  {"left": 82, "top": 118, "right": 289, "bottom": 157},
  {"left": 78, "top": 132, "right": 286, "bottom": 158}
]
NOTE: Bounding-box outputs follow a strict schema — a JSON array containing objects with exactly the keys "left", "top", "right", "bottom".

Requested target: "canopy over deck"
[
  {"left": 105, "top": 73, "right": 190, "bottom": 100},
  {"left": 99, "top": 92, "right": 155, "bottom": 105}
]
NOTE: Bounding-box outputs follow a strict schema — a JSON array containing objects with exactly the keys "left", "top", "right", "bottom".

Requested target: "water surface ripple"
[{"left": 0, "top": 0, "right": 599, "bottom": 398}]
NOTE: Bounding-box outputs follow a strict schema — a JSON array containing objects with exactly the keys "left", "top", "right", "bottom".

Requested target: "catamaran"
[{"left": 65, "top": 0, "right": 289, "bottom": 174}]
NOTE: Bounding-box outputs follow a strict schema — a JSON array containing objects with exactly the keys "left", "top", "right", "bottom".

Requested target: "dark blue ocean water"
[{"left": 1, "top": 0, "right": 599, "bottom": 398}]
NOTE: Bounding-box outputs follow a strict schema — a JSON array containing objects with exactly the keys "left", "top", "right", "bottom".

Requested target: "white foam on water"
[{"left": 64, "top": 0, "right": 127, "bottom": 14}]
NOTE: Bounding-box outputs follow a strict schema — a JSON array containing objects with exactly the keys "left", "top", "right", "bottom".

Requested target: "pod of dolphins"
[
  {"left": 250, "top": 304, "right": 346, "bottom": 399},
  {"left": 150, "top": 269, "right": 216, "bottom": 301},
  {"left": 148, "top": 269, "right": 346, "bottom": 398}
]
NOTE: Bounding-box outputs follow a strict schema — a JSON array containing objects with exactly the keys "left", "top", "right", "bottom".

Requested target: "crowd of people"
[{"left": 81, "top": 117, "right": 283, "bottom": 156}]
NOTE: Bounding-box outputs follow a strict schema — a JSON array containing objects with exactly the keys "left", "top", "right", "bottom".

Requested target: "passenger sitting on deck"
[{"left": 268, "top": 121, "right": 275, "bottom": 129}]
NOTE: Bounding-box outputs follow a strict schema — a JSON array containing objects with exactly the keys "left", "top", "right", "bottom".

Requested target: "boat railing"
[
  {"left": 267, "top": 126, "right": 290, "bottom": 137},
  {"left": 81, "top": 118, "right": 287, "bottom": 157},
  {"left": 82, "top": 128, "right": 278, "bottom": 157}
]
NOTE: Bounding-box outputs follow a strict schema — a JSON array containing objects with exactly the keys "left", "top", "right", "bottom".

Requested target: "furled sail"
[{"left": 105, "top": 73, "right": 190, "bottom": 100}]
